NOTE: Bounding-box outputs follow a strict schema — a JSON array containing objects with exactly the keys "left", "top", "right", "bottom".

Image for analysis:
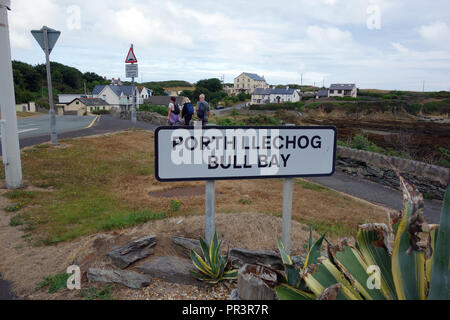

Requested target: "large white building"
[
  {"left": 251, "top": 87, "right": 302, "bottom": 104},
  {"left": 233, "top": 72, "right": 269, "bottom": 95}
]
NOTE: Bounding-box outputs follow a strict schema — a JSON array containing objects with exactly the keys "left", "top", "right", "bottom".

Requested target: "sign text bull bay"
[{"left": 155, "top": 126, "right": 337, "bottom": 182}]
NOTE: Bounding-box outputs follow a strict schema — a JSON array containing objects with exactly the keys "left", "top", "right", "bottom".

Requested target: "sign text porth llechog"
[
  {"left": 155, "top": 125, "right": 337, "bottom": 249},
  {"left": 155, "top": 126, "right": 337, "bottom": 182}
]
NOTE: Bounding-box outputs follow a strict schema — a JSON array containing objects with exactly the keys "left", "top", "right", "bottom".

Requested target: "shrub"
[
  {"left": 92, "top": 109, "right": 110, "bottom": 115},
  {"left": 276, "top": 177, "right": 450, "bottom": 300},
  {"left": 138, "top": 104, "right": 168, "bottom": 116},
  {"left": 190, "top": 232, "right": 238, "bottom": 284}
]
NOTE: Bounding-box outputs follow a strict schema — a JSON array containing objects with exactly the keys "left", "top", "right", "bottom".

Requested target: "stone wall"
[
  {"left": 112, "top": 110, "right": 167, "bottom": 126},
  {"left": 336, "top": 146, "right": 450, "bottom": 200}
]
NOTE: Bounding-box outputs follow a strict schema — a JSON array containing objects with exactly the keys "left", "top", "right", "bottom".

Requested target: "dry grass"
[
  {"left": 0, "top": 129, "right": 388, "bottom": 246},
  {"left": 0, "top": 130, "right": 390, "bottom": 300}
]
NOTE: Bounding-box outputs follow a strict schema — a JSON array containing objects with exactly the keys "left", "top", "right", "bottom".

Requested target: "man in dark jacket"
[{"left": 196, "top": 94, "right": 210, "bottom": 126}]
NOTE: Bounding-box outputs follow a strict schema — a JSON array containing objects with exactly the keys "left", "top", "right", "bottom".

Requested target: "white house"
[
  {"left": 251, "top": 87, "right": 301, "bottom": 104},
  {"left": 137, "top": 86, "right": 152, "bottom": 104},
  {"left": 329, "top": 84, "right": 357, "bottom": 98},
  {"left": 92, "top": 85, "right": 141, "bottom": 111}
]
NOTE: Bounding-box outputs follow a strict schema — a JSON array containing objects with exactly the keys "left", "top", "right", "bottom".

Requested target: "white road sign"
[
  {"left": 155, "top": 126, "right": 337, "bottom": 182},
  {"left": 126, "top": 64, "right": 138, "bottom": 78}
]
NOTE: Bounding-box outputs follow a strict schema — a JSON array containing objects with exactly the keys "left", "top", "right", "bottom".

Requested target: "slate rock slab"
[
  {"left": 230, "top": 248, "right": 283, "bottom": 270},
  {"left": 138, "top": 256, "right": 200, "bottom": 286},
  {"left": 108, "top": 235, "right": 157, "bottom": 269},
  {"left": 172, "top": 236, "right": 202, "bottom": 257},
  {"left": 87, "top": 268, "right": 151, "bottom": 289}
]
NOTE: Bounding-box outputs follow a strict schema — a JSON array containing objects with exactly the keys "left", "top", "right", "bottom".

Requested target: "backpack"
[
  {"left": 173, "top": 103, "right": 180, "bottom": 115},
  {"left": 186, "top": 103, "right": 194, "bottom": 116},
  {"left": 197, "top": 101, "right": 206, "bottom": 119}
]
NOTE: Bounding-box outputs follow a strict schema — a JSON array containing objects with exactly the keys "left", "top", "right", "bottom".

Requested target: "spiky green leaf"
[{"left": 429, "top": 185, "right": 450, "bottom": 300}]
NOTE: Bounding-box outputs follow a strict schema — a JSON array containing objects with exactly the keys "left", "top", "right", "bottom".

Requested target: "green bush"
[
  {"left": 92, "top": 110, "right": 110, "bottom": 115},
  {"left": 250, "top": 102, "right": 304, "bottom": 111},
  {"left": 138, "top": 104, "right": 168, "bottom": 116}
]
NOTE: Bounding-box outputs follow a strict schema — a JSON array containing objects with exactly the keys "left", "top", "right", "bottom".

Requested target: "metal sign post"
[
  {"left": 0, "top": 1, "right": 23, "bottom": 189},
  {"left": 282, "top": 124, "right": 295, "bottom": 254},
  {"left": 31, "top": 26, "right": 60, "bottom": 146},
  {"left": 125, "top": 44, "right": 138, "bottom": 126},
  {"left": 155, "top": 125, "right": 337, "bottom": 247}
]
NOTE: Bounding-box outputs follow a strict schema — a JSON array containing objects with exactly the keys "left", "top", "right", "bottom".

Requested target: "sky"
[{"left": 6, "top": 0, "right": 450, "bottom": 91}]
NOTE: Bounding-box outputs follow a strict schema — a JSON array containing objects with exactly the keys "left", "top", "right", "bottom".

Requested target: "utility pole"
[
  {"left": 31, "top": 26, "right": 60, "bottom": 146},
  {"left": 0, "top": 0, "right": 23, "bottom": 189}
]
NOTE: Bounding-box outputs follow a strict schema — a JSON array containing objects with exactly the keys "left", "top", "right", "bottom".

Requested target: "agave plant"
[
  {"left": 276, "top": 177, "right": 450, "bottom": 300},
  {"left": 190, "top": 232, "right": 238, "bottom": 284}
]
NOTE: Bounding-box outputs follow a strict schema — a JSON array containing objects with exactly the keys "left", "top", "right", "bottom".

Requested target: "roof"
[
  {"left": 92, "top": 85, "right": 135, "bottom": 97},
  {"left": 317, "top": 90, "right": 329, "bottom": 97},
  {"left": 330, "top": 84, "right": 356, "bottom": 90},
  {"left": 58, "top": 94, "right": 84, "bottom": 104},
  {"left": 252, "top": 88, "right": 272, "bottom": 95},
  {"left": 71, "top": 98, "right": 109, "bottom": 106},
  {"left": 271, "top": 88, "right": 296, "bottom": 95},
  {"left": 252, "top": 88, "right": 297, "bottom": 96},
  {"left": 243, "top": 73, "right": 265, "bottom": 81},
  {"left": 145, "top": 96, "right": 187, "bottom": 106}
]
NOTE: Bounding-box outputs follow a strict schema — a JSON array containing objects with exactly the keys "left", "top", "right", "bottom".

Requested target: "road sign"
[
  {"left": 0, "top": 1, "right": 11, "bottom": 9},
  {"left": 125, "top": 47, "right": 138, "bottom": 63},
  {"left": 31, "top": 26, "right": 60, "bottom": 54},
  {"left": 155, "top": 126, "right": 337, "bottom": 182},
  {"left": 126, "top": 64, "right": 138, "bottom": 78}
]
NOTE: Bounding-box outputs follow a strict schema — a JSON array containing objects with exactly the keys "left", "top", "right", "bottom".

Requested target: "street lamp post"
[
  {"left": 31, "top": 26, "right": 60, "bottom": 145},
  {"left": 0, "top": 0, "right": 23, "bottom": 189}
]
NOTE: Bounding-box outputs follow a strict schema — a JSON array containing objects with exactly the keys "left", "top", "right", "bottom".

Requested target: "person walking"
[
  {"left": 182, "top": 98, "right": 194, "bottom": 126},
  {"left": 196, "top": 94, "right": 210, "bottom": 126},
  {"left": 167, "top": 97, "right": 181, "bottom": 126}
]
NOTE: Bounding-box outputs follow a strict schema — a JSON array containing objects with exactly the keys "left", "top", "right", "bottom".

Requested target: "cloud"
[
  {"left": 392, "top": 42, "right": 409, "bottom": 53},
  {"left": 419, "top": 21, "right": 450, "bottom": 48},
  {"left": 5, "top": 0, "right": 450, "bottom": 91}
]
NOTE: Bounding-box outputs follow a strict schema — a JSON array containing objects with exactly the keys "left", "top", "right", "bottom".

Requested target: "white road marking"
[{"left": 0, "top": 128, "right": 39, "bottom": 138}]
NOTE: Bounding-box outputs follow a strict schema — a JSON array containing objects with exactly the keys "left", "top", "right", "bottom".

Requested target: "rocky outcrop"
[
  {"left": 108, "top": 235, "right": 157, "bottom": 269},
  {"left": 337, "top": 146, "right": 450, "bottom": 200},
  {"left": 138, "top": 256, "right": 200, "bottom": 286},
  {"left": 87, "top": 269, "right": 151, "bottom": 289}
]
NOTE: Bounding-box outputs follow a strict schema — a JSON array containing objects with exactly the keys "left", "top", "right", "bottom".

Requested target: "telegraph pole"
[{"left": 0, "top": 0, "right": 23, "bottom": 189}]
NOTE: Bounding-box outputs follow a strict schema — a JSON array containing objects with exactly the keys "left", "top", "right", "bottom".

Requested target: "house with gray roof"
[
  {"left": 65, "top": 98, "right": 110, "bottom": 116},
  {"left": 234, "top": 72, "right": 269, "bottom": 95},
  {"left": 251, "top": 87, "right": 301, "bottom": 105},
  {"left": 92, "top": 85, "right": 141, "bottom": 111},
  {"left": 329, "top": 84, "right": 357, "bottom": 98}
]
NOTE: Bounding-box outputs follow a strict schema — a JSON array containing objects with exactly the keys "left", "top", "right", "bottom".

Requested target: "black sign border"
[{"left": 155, "top": 125, "right": 338, "bottom": 182}]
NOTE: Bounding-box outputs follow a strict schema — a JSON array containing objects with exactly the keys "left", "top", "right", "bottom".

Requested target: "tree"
[
  {"left": 152, "top": 86, "right": 168, "bottom": 96},
  {"left": 196, "top": 78, "right": 223, "bottom": 93}
]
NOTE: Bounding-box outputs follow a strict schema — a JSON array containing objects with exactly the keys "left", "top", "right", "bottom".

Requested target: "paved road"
[
  {"left": 0, "top": 115, "right": 96, "bottom": 140},
  {"left": 310, "top": 171, "right": 443, "bottom": 224},
  {"left": 211, "top": 102, "right": 247, "bottom": 116},
  {"left": 1, "top": 115, "right": 157, "bottom": 153}
]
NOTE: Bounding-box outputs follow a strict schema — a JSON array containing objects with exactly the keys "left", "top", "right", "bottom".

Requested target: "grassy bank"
[{"left": 0, "top": 130, "right": 386, "bottom": 246}]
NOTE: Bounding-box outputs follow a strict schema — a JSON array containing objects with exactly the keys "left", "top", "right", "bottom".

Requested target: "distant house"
[
  {"left": 57, "top": 94, "right": 86, "bottom": 105},
  {"left": 329, "top": 84, "right": 357, "bottom": 98},
  {"left": 316, "top": 89, "right": 329, "bottom": 99},
  {"left": 92, "top": 85, "right": 141, "bottom": 111},
  {"left": 65, "top": 98, "right": 110, "bottom": 116},
  {"left": 251, "top": 87, "right": 301, "bottom": 105},
  {"left": 137, "top": 86, "right": 152, "bottom": 104},
  {"left": 234, "top": 72, "right": 269, "bottom": 95}
]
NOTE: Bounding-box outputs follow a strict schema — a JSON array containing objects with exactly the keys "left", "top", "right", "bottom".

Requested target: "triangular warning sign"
[{"left": 125, "top": 47, "right": 138, "bottom": 64}]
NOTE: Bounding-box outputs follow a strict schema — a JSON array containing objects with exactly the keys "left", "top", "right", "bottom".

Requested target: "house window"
[
  {"left": 76, "top": 101, "right": 79, "bottom": 105},
  {"left": 338, "top": 90, "right": 342, "bottom": 94}
]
